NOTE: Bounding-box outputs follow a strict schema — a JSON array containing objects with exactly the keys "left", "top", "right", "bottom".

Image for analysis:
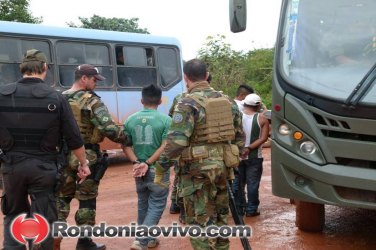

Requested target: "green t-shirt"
[{"left": 123, "top": 108, "right": 171, "bottom": 167}]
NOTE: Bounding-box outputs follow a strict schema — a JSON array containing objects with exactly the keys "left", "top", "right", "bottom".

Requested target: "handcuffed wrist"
[{"left": 80, "top": 159, "right": 89, "bottom": 166}]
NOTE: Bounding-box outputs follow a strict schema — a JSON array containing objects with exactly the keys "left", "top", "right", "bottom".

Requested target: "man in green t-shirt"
[{"left": 123, "top": 84, "right": 172, "bottom": 250}]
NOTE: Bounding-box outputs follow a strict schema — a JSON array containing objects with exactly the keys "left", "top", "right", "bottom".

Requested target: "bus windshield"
[{"left": 280, "top": 0, "right": 376, "bottom": 104}]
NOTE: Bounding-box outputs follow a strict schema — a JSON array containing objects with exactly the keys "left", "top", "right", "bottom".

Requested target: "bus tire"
[{"left": 295, "top": 200, "right": 325, "bottom": 232}]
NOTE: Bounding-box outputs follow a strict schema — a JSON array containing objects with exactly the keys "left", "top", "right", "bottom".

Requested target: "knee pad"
[
  {"left": 79, "top": 198, "right": 96, "bottom": 209},
  {"left": 75, "top": 207, "right": 96, "bottom": 226},
  {"left": 75, "top": 199, "right": 96, "bottom": 225}
]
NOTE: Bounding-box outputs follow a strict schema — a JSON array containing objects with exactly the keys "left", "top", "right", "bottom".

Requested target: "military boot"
[
  {"left": 53, "top": 237, "right": 62, "bottom": 250},
  {"left": 169, "top": 202, "right": 180, "bottom": 214},
  {"left": 76, "top": 238, "right": 106, "bottom": 250},
  {"left": 179, "top": 208, "right": 186, "bottom": 224}
]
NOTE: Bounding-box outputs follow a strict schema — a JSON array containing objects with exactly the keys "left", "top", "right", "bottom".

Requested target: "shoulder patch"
[
  {"left": 0, "top": 83, "right": 17, "bottom": 95},
  {"left": 172, "top": 113, "right": 183, "bottom": 124}
]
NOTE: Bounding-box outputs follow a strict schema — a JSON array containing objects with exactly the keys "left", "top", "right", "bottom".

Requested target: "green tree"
[
  {"left": 197, "top": 34, "right": 274, "bottom": 108},
  {"left": 198, "top": 34, "right": 247, "bottom": 95},
  {"left": 0, "top": 0, "right": 42, "bottom": 23},
  {"left": 244, "top": 48, "right": 274, "bottom": 108},
  {"left": 67, "top": 15, "right": 149, "bottom": 34}
]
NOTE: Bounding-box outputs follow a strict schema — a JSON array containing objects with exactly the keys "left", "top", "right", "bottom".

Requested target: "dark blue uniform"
[{"left": 0, "top": 77, "right": 83, "bottom": 250}]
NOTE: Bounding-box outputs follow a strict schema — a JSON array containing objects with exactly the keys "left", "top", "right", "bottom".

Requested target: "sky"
[{"left": 29, "top": 0, "right": 282, "bottom": 60}]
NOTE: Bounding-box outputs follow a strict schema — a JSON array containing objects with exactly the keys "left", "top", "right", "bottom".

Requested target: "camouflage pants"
[
  {"left": 171, "top": 166, "right": 184, "bottom": 208},
  {"left": 57, "top": 150, "right": 99, "bottom": 226},
  {"left": 171, "top": 168, "right": 179, "bottom": 203},
  {"left": 180, "top": 161, "right": 230, "bottom": 250}
]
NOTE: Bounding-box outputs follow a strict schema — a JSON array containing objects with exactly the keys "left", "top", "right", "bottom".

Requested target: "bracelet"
[{"left": 132, "top": 160, "right": 141, "bottom": 164}]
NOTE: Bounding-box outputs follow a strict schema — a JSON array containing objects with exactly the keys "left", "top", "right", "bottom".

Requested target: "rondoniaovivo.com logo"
[{"left": 10, "top": 213, "right": 50, "bottom": 245}]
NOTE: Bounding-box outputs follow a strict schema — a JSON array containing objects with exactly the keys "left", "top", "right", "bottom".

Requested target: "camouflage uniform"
[
  {"left": 57, "top": 89, "right": 126, "bottom": 226},
  {"left": 168, "top": 93, "right": 186, "bottom": 215},
  {"left": 161, "top": 81, "right": 244, "bottom": 250}
]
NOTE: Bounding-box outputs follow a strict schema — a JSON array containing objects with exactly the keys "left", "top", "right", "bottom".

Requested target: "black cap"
[{"left": 75, "top": 64, "right": 105, "bottom": 81}]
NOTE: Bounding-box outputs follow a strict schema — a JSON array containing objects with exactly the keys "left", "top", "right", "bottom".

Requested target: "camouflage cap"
[{"left": 22, "top": 49, "right": 48, "bottom": 63}]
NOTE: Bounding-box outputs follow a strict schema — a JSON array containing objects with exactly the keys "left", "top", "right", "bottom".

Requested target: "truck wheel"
[{"left": 295, "top": 200, "right": 325, "bottom": 232}]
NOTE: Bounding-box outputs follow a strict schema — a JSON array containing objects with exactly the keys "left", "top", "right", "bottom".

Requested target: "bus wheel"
[{"left": 295, "top": 200, "right": 325, "bottom": 232}]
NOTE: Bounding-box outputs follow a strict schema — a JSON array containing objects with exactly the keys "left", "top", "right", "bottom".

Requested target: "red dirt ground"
[{"left": 2, "top": 148, "right": 376, "bottom": 249}]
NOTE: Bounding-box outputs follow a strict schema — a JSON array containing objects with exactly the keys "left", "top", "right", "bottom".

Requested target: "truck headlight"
[
  {"left": 278, "top": 124, "right": 291, "bottom": 135},
  {"left": 300, "top": 141, "right": 317, "bottom": 155}
]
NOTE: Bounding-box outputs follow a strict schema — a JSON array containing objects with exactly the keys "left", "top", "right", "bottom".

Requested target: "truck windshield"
[{"left": 280, "top": 0, "right": 376, "bottom": 104}]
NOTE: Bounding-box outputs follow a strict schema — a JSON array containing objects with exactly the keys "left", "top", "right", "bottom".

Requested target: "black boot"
[
  {"left": 179, "top": 207, "right": 186, "bottom": 224},
  {"left": 76, "top": 238, "right": 106, "bottom": 250},
  {"left": 169, "top": 202, "right": 180, "bottom": 214}
]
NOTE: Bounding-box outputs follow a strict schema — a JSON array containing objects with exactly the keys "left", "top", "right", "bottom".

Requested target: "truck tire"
[{"left": 295, "top": 200, "right": 325, "bottom": 232}]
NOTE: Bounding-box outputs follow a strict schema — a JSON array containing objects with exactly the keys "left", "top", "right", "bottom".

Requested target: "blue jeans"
[
  {"left": 135, "top": 168, "right": 169, "bottom": 246},
  {"left": 233, "top": 158, "right": 263, "bottom": 214}
]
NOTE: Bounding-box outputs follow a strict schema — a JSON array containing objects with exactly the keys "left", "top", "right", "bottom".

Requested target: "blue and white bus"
[{"left": 0, "top": 20, "right": 184, "bottom": 154}]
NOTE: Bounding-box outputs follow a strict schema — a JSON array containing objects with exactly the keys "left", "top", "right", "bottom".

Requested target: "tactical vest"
[
  {"left": 189, "top": 93, "right": 235, "bottom": 144},
  {"left": 64, "top": 90, "right": 104, "bottom": 144},
  {"left": 0, "top": 82, "right": 61, "bottom": 153}
]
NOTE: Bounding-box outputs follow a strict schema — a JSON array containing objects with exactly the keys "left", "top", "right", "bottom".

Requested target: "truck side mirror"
[{"left": 229, "top": 0, "right": 247, "bottom": 33}]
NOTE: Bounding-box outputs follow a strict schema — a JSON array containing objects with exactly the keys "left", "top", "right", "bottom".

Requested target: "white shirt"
[{"left": 235, "top": 99, "right": 244, "bottom": 112}]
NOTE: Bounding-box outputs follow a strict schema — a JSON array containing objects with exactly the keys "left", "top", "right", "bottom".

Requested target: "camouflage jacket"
[
  {"left": 62, "top": 89, "right": 126, "bottom": 144},
  {"left": 161, "top": 81, "right": 244, "bottom": 161}
]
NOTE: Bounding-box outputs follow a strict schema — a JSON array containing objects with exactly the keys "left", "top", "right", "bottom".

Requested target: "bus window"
[
  {"left": 0, "top": 38, "right": 53, "bottom": 85},
  {"left": 0, "top": 63, "right": 20, "bottom": 84},
  {"left": 116, "top": 47, "right": 124, "bottom": 65},
  {"left": 116, "top": 46, "right": 157, "bottom": 88},
  {"left": 124, "top": 47, "right": 148, "bottom": 66},
  {"left": 85, "top": 45, "right": 109, "bottom": 65},
  {"left": 56, "top": 42, "right": 113, "bottom": 88},
  {"left": 118, "top": 67, "right": 157, "bottom": 87},
  {"left": 116, "top": 46, "right": 154, "bottom": 66},
  {"left": 157, "top": 47, "right": 180, "bottom": 88}
]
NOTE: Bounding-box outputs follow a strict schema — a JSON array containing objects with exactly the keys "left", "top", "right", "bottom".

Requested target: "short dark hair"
[
  {"left": 142, "top": 84, "right": 162, "bottom": 105},
  {"left": 236, "top": 84, "right": 254, "bottom": 97},
  {"left": 183, "top": 59, "right": 207, "bottom": 82},
  {"left": 19, "top": 61, "right": 45, "bottom": 75}
]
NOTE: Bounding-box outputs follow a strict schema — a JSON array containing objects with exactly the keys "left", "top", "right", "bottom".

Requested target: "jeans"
[
  {"left": 233, "top": 158, "right": 263, "bottom": 214},
  {"left": 135, "top": 167, "right": 169, "bottom": 246}
]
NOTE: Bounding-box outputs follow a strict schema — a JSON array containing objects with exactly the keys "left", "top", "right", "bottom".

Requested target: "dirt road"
[{"left": 2, "top": 148, "right": 376, "bottom": 249}]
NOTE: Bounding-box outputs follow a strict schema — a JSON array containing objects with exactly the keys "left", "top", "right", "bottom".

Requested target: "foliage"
[
  {"left": 0, "top": 0, "right": 42, "bottom": 23},
  {"left": 198, "top": 35, "right": 274, "bottom": 108},
  {"left": 243, "top": 48, "right": 274, "bottom": 108},
  {"left": 67, "top": 15, "right": 149, "bottom": 34},
  {"left": 197, "top": 35, "right": 247, "bottom": 95}
]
